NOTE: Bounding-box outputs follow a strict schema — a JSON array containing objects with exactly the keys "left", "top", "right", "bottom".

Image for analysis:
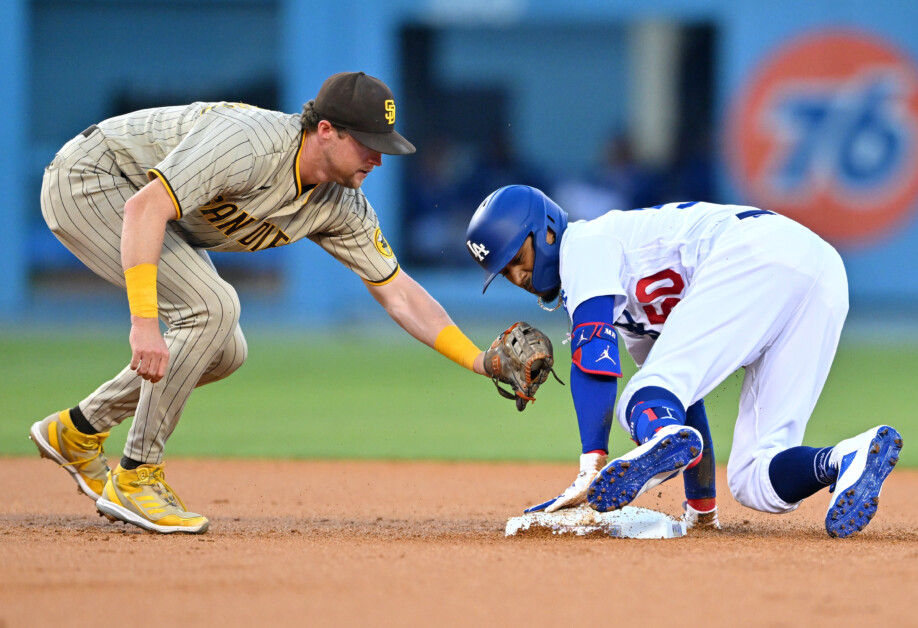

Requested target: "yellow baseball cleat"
[
  {"left": 30, "top": 410, "right": 111, "bottom": 500},
  {"left": 96, "top": 464, "right": 209, "bottom": 534}
]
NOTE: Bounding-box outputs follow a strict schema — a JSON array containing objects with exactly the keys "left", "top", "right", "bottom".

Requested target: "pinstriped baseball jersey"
[
  {"left": 94, "top": 102, "right": 398, "bottom": 283},
  {"left": 40, "top": 99, "right": 406, "bottom": 466}
]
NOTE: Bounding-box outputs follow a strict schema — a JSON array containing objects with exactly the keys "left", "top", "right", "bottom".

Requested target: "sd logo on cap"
[{"left": 314, "top": 72, "right": 415, "bottom": 155}]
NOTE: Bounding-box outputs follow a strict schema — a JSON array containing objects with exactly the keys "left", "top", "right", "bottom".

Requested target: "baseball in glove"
[{"left": 484, "top": 322, "right": 563, "bottom": 411}]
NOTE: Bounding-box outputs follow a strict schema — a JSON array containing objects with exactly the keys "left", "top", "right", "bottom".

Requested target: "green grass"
[{"left": 2, "top": 329, "right": 915, "bottom": 466}]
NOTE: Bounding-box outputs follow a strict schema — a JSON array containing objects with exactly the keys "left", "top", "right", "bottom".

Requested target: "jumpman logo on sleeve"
[{"left": 596, "top": 347, "right": 617, "bottom": 364}]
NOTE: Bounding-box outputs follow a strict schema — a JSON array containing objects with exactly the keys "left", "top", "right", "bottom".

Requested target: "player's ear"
[
  {"left": 316, "top": 120, "right": 338, "bottom": 141},
  {"left": 546, "top": 227, "right": 556, "bottom": 245}
]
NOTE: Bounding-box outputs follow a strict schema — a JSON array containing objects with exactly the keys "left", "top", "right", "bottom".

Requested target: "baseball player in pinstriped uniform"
[{"left": 31, "top": 72, "right": 492, "bottom": 534}]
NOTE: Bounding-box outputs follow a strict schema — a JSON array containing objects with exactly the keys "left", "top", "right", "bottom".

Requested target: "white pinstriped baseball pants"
[{"left": 40, "top": 129, "right": 248, "bottom": 464}]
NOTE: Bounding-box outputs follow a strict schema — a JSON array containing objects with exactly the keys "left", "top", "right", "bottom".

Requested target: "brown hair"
[{"left": 301, "top": 100, "right": 347, "bottom": 137}]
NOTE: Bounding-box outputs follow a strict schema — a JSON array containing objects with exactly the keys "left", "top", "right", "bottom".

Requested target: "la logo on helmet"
[{"left": 467, "top": 241, "right": 490, "bottom": 261}]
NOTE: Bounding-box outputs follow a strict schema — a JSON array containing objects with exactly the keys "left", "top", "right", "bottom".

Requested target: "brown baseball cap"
[{"left": 314, "top": 72, "right": 416, "bottom": 155}]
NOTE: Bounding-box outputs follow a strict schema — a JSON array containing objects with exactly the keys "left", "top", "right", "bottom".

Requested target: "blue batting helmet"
[{"left": 465, "top": 185, "right": 569, "bottom": 294}]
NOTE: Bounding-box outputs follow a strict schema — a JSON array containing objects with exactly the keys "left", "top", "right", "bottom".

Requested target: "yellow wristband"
[
  {"left": 434, "top": 325, "right": 481, "bottom": 371},
  {"left": 124, "top": 263, "right": 158, "bottom": 318}
]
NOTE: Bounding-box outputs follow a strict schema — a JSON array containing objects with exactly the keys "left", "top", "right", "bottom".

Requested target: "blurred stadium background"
[{"left": 1, "top": 0, "right": 916, "bottom": 464}]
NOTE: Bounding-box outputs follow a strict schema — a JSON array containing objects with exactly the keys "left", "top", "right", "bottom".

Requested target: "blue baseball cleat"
[
  {"left": 587, "top": 425, "right": 703, "bottom": 513},
  {"left": 825, "top": 425, "right": 903, "bottom": 539}
]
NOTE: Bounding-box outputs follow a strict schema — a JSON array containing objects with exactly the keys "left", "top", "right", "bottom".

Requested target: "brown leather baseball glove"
[{"left": 484, "top": 322, "right": 563, "bottom": 411}]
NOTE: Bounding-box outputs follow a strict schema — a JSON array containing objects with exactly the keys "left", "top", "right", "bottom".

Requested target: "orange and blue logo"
[{"left": 728, "top": 30, "right": 918, "bottom": 246}]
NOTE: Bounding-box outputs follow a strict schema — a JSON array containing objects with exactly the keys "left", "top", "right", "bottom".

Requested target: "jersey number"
[{"left": 635, "top": 269, "right": 685, "bottom": 325}]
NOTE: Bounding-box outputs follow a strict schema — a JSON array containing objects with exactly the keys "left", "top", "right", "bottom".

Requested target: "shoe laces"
[
  {"left": 60, "top": 448, "right": 103, "bottom": 470},
  {"left": 131, "top": 466, "right": 187, "bottom": 511},
  {"left": 60, "top": 430, "right": 109, "bottom": 470},
  {"left": 63, "top": 425, "right": 109, "bottom": 449}
]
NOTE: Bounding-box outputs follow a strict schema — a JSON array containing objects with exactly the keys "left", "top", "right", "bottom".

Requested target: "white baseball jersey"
[
  {"left": 559, "top": 202, "right": 849, "bottom": 513},
  {"left": 561, "top": 201, "right": 746, "bottom": 366}
]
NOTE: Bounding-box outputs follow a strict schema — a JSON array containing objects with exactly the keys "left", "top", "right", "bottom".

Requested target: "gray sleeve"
[{"left": 308, "top": 188, "right": 400, "bottom": 284}]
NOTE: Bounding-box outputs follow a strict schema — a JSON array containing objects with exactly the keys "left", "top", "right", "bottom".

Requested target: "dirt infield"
[{"left": 2, "top": 457, "right": 917, "bottom": 627}]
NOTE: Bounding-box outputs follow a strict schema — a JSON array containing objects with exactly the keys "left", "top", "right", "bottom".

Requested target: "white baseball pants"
[{"left": 617, "top": 213, "right": 848, "bottom": 513}]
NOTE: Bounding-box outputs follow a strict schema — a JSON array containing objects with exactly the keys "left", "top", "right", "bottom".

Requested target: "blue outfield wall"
[
  {"left": 720, "top": 2, "right": 918, "bottom": 316},
  {"left": 3, "top": 0, "right": 918, "bottom": 326},
  {"left": 0, "top": 0, "right": 29, "bottom": 319}
]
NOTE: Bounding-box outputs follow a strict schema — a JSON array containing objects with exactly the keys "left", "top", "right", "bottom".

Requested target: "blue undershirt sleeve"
[{"left": 570, "top": 295, "right": 621, "bottom": 454}]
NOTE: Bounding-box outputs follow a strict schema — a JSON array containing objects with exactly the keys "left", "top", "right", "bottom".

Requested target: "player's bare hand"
[
  {"left": 129, "top": 315, "right": 169, "bottom": 383},
  {"left": 524, "top": 452, "right": 607, "bottom": 513}
]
